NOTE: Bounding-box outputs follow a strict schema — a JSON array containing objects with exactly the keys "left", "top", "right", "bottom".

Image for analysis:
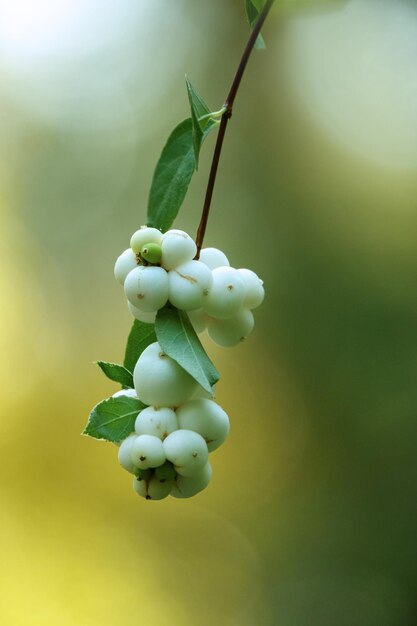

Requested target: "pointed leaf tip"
[
  {"left": 155, "top": 307, "right": 219, "bottom": 394},
  {"left": 96, "top": 361, "right": 134, "bottom": 388},
  {"left": 186, "top": 77, "right": 218, "bottom": 168}
]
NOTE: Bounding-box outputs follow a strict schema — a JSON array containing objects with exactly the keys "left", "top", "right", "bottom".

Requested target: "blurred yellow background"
[{"left": 1, "top": 1, "right": 416, "bottom": 624}]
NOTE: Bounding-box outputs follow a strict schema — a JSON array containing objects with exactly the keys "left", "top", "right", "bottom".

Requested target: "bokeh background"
[{"left": 1, "top": 0, "right": 416, "bottom": 624}]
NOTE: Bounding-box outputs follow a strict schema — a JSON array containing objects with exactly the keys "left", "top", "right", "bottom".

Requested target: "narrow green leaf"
[
  {"left": 83, "top": 396, "right": 146, "bottom": 443},
  {"left": 245, "top": 0, "right": 264, "bottom": 22},
  {"left": 96, "top": 361, "right": 133, "bottom": 388},
  {"left": 185, "top": 77, "right": 217, "bottom": 169},
  {"left": 186, "top": 77, "right": 210, "bottom": 123},
  {"left": 123, "top": 319, "right": 157, "bottom": 373},
  {"left": 146, "top": 118, "right": 196, "bottom": 233},
  {"left": 155, "top": 307, "right": 219, "bottom": 395},
  {"left": 245, "top": 0, "right": 266, "bottom": 49},
  {"left": 251, "top": 0, "right": 265, "bottom": 9},
  {"left": 186, "top": 78, "right": 205, "bottom": 168}
]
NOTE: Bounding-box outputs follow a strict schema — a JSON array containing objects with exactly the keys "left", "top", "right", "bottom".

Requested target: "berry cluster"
[
  {"left": 113, "top": 225, "right": 264, "bottom": 500},
  {"left": 116, "top": 342, "right": 229, "bottom": 500},
  {"left": 114, "top": 226, "right": 264, "bottom": 347}
]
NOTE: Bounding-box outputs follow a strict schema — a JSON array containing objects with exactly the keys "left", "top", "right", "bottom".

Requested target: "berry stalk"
[{"left": 195, "top": 0, "right": 275, "bottom": 256}]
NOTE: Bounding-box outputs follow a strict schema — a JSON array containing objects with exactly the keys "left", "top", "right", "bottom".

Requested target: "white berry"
[
  {"left": 199, "top": 247, "right": 229, "bottom": 270},
  {"left": 238, "top": 268, "right": 265, "bottom": 309},
  {"left": 147, "top": 476, "right": 173, "bottom": 500},
  {"left": 187, "top": 308, "right": 208, "bottom": 334},
  {"left": 114, "top": 249, "right": 138, "bottom": 285},
  {"left": 130, "top": 434, "right": 165, "bottom": 469},
  {"left": 134, "top": 342, "right": 198, "bottom": 407},
  {"left": 161, "top": 229, "right": 197, "bottom": 270},
  {"left": 163, "top": 429, "right": 208, "bottom": 477},
  {"left": 171, "top": 462, "right": 212, "bottom": 498},
  {"left": 124, "top": 266, "right": 168, "bottom": 312},
  {"left": 118, "top": 434, "right": 137, "bottom": 474},
  {"left": 135, "top": 406, "right": 178, "bottom": 440},
  {"left": 192, "top": 385, "right": 216, "bottom": 400},
  {"left": 127, "top": 301, "right": 156, "bottom": 324},
  {"left": 168, "top": 260, "right": 213, "bottom": 311},
  {"left": 176, "top": 398, "right": 229, "bottom": 452},
  {"left": 203, "top": 267, "right": 245, "bottom": 319},
  {"left": 207, "top": 309, "right": 254, "bottom": 347},
  {"left": 130, "top": 227, "right": 162, "bottom": 254},
  {"left": 112, "top": 388, "right": 138, "bottom": 399}
]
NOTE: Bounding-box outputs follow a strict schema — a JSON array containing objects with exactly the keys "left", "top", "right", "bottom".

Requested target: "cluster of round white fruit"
[
  {"left": 116, "top": 342, "right": 229, "bottom": 500},
  {"left": 114, "top": 226, "right": 264, "bottom": 347}
]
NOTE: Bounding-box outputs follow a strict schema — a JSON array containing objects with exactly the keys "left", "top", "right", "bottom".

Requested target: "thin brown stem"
[{"left": 195, "top": 0, "right": 275, "bottom": 256}]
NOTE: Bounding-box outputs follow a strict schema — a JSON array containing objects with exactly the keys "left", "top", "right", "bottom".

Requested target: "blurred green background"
[{"left": 1, "top": 1, "right": 416, "bottom": 624}]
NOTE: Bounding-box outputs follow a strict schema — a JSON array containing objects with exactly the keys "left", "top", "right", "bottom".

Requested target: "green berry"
[{"left": 141, "top": 242, "right": 162, "bottom": 264}]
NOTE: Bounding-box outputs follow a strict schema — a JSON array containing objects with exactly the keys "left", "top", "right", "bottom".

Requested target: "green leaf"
[
  {"left": 146, "top": 118, "right": 196, "bottom": 232},
  {"left": 96, "top": 361, "right": 133, "bottom": 388},
  {"left": 155, "top": 307, "right": 219, "bottom": 395},
  {"left": 186, "top": 77, "right": 210, "bottom": 127},
  {"left": 123, "top": 319, "right": 157, "bottom": 373},
  {"left": 254, "top": 33, "right": 266, "bottom": 51},
  {"left": 186, "top": 77, "right": 219, "bottom": 169},
  {"left": 186, "top": 78, "right": 208, "bottom": 168},
  {"left": 250, "top": 0, "right": 265, "bottom": 9},
  {"left": 186, "top": 79, "right": 217, "bottom": 135},
  {"left": 83, "top": 395, "right": 146, "bottom": 443},
  {"left": 245, "top": 0, "right": 266, "bottom": 49}
]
